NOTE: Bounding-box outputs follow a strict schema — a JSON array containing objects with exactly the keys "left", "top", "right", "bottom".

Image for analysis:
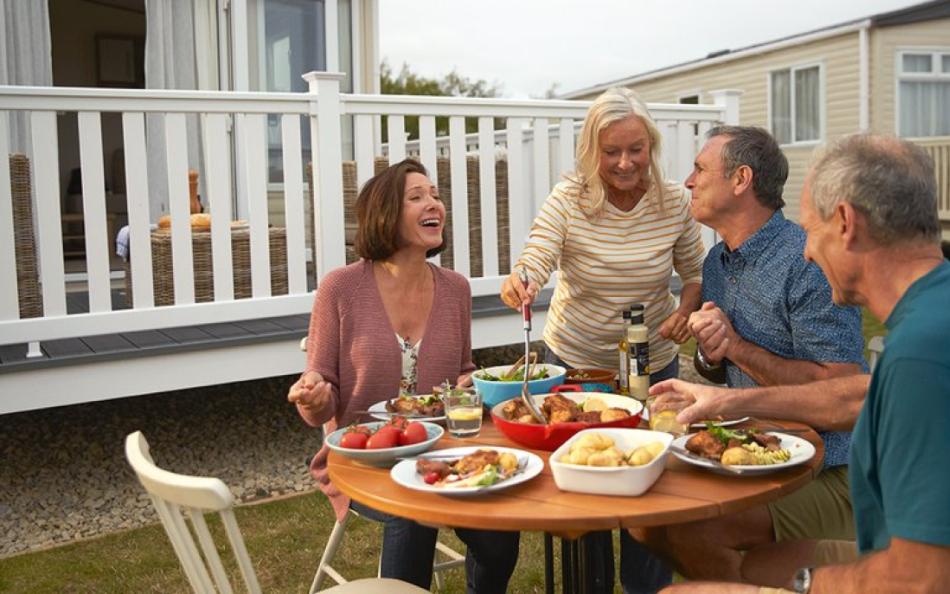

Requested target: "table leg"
[{"left": 544, "top": 533, "right": 554, "bottom": 594}]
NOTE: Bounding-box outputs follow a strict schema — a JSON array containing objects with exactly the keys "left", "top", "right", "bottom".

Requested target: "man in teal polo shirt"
[{"left": 652, "top": 134, "right": 950, "bottom": 593}]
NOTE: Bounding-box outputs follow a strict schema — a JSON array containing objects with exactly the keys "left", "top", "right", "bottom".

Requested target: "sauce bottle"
[{"left": 627, "top": 304, "right": 650, "bottom": 401}]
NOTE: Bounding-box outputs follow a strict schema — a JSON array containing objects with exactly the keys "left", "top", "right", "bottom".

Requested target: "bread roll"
[{"left": 156, "top": 213, "right": 212, "bottom": 230}]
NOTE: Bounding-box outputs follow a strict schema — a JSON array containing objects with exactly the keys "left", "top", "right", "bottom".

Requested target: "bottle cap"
[
  {"left": 622, "top": 309, "right": 631, "bottom": 320},
  {"left": 629, "top": 304, "right": 645, "bottom": 324}
]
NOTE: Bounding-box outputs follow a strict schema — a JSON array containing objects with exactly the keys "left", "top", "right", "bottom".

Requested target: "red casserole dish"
[{"left": 490, "top": 386, "right": 644, "bottom": 451}]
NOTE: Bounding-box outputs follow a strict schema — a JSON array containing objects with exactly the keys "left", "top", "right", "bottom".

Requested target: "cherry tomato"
[
  {"left": 399, "top": 422, "right": 428, "bottom": 446},
  {"left": 366, "top": 428, "right": 399, "bottom": 449},
  {"left": 339, "top": 431, "right": 368, "bottom": 449},
  {"left": 423, "top": 471, "right": 440, "bottom": 484},
  {"left": 344, "top": 424, "right": 373, "bottom": 436}
]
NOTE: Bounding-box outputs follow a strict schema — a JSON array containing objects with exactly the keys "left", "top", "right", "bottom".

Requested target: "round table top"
[{"left": 328, "top": 419, "right": 824, "bottom": 539}]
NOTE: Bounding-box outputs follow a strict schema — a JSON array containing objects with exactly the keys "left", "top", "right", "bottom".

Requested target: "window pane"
[
  {"left": 899, "top": 81, "right": 950, "bottom": 137},
  {"left": 942, "top": 54, "right": 950, "bottom": 73},
  {"left": 771, "top": 70, "right": 791, "bottom": 144},
  {"left": 678, "top": 95, "right": 699, "bottom": 104},
  {"left": 902, "top": 54, "right": 932, "bottom": 73},
  {"left": 794, "top": 67, "right": 820, "bottom": 141}
]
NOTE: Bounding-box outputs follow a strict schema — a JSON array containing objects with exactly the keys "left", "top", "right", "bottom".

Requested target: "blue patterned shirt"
[{"left": 702, "top": 210, "right": 867, "bottom": 468}]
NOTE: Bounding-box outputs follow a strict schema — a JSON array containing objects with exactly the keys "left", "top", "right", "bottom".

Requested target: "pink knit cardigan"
[{"left": 296, "top": 259, "right": 476, "bottom": 520}]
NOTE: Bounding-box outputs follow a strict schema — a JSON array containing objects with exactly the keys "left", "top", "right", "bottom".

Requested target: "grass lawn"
[{"left": 0, "top": 492, "right": 559, "bottom": 593}]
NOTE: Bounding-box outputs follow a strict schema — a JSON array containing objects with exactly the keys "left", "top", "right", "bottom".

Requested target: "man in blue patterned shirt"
[{"left": 638, "top": 127, "right": 866, "bottom": 584}]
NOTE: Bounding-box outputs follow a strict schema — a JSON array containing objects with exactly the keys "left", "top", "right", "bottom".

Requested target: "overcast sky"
[{"left": 380, "top": 0, "right": 925, "bottom": 99}]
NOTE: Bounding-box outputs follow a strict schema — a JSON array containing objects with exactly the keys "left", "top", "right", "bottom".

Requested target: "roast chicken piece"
[
  {"left": 542, "top": 394, "right": 581, "bottom": 423},
  {"left": 453, "top": 449, "right": 501, "bottom": 475},
  {"left": 685, "top": 430, "right": 726, "bottom": 460}
]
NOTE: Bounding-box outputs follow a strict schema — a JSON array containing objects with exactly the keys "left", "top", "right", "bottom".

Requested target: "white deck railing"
[
  {"left": 909, "top": 136, "right": 950, "bottom": 220},
  {"left": 0, "top": 74, "right": 736, "bottom": 351}
]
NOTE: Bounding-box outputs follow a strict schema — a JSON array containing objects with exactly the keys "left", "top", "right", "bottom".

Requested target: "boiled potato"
[
  {"left": 573, "top": 432, "right": 613, "bottom": 451},
  {"left": 499, "top": 452, "right": 518, "bottom": 471},
  {"left": 627, "top": 446, "right": 654, "bottom": 467},
  {"left": 567, "top": 447, "right": 597, "bottom": 465},
  {"left": 582, "top": 397, "right": 608, "bottom": 413},
  {"left": 721, "top": 446, "right": 756, "bottom": 466},
  {"left": 644, "top": 441, "right": 666, "bottom": 458},
  {"left": 587, "top": 449, "right": 623, "bottom": 467}
]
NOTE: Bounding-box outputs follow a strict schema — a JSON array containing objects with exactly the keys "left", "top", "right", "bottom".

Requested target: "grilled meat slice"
[
  {"left": 751, "top": 432, "right": 782, "bottom": 451},
  {"left": 453, "top": 449, "right": 500, "bottom": 475},
  {"left": 575, "top": 411, "right": 603, "bottom": 424},
  {"left": 415, "top": 459, "right": 452, "bottom": 479},
  {"left": 686, "top": 430, "right": 726, "bottom": 460}
]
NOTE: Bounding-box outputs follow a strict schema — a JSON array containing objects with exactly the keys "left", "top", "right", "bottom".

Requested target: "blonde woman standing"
[{"left": 500, "top": 87, "right": 705, "bottom": 593}]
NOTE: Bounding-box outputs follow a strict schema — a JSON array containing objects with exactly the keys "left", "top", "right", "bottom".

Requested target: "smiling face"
[
  {"left": 685, "top": 135, "right": 738, "bottom": 228},
  {"left": 395, "top": 172, "right": 445, "bottom": 255},
  {"left": 597, "top": 116, "right": 652, "bottom": 195}
]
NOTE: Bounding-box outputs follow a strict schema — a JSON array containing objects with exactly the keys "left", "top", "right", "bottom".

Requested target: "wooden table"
[{"left": 328, "top": 419, "right": 824, "bottom": 593}]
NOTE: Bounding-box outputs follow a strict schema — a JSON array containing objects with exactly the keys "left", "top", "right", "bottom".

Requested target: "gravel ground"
[{"left": 0, "top": 351, "right": 706, "bottom": 560}]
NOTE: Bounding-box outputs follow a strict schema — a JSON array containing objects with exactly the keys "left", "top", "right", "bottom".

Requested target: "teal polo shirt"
[{"left": 850, "top": 261, "right": 950, "bottom": 553}]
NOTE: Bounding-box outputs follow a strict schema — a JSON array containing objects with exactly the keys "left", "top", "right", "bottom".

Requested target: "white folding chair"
[
  {"left": 125, "top": 431, "right": 427, "bottom": 594},
  {"left": 310, "top": 506, "right": 465, "bottom": 593}
]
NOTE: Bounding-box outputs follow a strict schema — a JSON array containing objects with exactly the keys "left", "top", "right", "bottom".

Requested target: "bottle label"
[
  {"left": 629, "top": 341, "right": 650, "bottom": 376},
  {"left": 618, "top": 351, "right": 629, "bottom": 392}
]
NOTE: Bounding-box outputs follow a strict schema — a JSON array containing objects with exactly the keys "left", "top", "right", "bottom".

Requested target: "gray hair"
[
  {"left": 809, "top": 134, "right": 939, "bottom": 246},
  {"left": 707, "top": 126, "right": 788, "bottom": 210}
]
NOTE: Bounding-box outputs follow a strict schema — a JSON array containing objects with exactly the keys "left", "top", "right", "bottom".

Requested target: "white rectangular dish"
[{"left": 549, "top": 428, "right": 674, "bottom": 496}]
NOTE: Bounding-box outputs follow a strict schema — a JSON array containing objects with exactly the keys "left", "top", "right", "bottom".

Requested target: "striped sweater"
[{"left": 517, "top": 179, "right": 705, "bottom": 370}]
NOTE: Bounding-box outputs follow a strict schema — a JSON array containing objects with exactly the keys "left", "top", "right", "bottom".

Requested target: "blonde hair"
[{"left": 569, "top": 87, "right": 666, "bottom": 218}]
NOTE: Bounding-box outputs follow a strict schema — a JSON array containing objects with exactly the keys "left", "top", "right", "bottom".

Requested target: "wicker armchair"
[{"left": 9, "top": 154, "right": 42, "bottom": 318}]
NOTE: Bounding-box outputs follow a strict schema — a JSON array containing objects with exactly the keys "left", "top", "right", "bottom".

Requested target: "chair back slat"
[
  {"left": 188, "top": 508, "right": 237, "bottom": 594},
  {"left": 221, "top": 510, "right": 263, "bottom": 594},
  {"left": 152, "top": 495, "right": 217, "bottom": 593}
]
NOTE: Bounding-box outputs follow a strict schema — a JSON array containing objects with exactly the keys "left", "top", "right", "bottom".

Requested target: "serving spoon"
[{"left": 519, "top": 271, "right": 547, "bottom": 424}]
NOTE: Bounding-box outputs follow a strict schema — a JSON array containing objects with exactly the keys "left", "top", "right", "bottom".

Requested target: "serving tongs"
[{"left": 519, "top": 271, "right": 546, "bottom": 424}]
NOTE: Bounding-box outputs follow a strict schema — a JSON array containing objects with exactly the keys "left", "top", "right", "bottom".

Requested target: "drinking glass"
[
  {"left": 444, "top": 390, "right": 483, "bottom": 438},
  {"left": 647, "top": 396, "right": 689, "bottom": 437}
]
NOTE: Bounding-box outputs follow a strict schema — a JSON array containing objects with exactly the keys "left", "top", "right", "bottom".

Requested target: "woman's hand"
[
  {"left": 500, "top": 270, "right": 540, "bottom": 311},
  {"left": 288, "top": 370, "right": 332, "bottom": 414},
  {"left": 456, "top": 373, "right": 473, "bottom": 388},
  {"left": 658, "top": 310, "right": 691, "bottom": 344}
]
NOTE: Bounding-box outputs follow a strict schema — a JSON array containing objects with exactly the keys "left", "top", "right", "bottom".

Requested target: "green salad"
[{"left": 478, "top": 366, "right": 550, "bottom": 382}]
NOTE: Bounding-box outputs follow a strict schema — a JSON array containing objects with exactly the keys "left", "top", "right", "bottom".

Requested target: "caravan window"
[
  {"left": 897, "top": 49, "right": 950, "bottom": 137},
  {"left": 769, "top": 63, "right": 822, "bottom": 146}
]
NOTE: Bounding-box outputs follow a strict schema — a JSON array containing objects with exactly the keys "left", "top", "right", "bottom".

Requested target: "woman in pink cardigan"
[{"left": 288, "top": 159, "right": 519, "bottom": 592}]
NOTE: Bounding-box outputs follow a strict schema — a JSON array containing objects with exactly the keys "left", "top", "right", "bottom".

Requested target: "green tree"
[{"left": 380, "top": 60, "right": 502, "bottom": 141}]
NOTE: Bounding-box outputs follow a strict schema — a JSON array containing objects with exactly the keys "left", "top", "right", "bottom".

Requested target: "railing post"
[
  {"left": 303, "top": 71, "right": 348, "bottom": 281},
  {"left": 709, "top": 89, "right": 742, "bottom": 125}
]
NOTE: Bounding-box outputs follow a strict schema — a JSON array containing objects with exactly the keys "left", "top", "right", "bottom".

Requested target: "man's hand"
[
  {"left": 456, "top": 373, "right": 473, "bottom": 388},
  {"left": 688, "top": 302, "right": 739, "bottom": 364},
  {"left": 287, "top": 370, "right": 333, "bottom": 414},
  {"left": 648, "top": 378, "right": 730, "bottom": 426},
  {"left": 659, "top": 583, "right": 759, "bottom": 594},
  {"left": 659, "top": 310, "right": 691, "bottom": 344},
  {"left": 500, "top": 270, "right": 540, "bottom": 311}
]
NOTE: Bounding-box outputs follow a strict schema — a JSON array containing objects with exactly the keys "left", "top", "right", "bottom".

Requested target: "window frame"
[
  {"left": 766, "top": 61, "right": 825, "bottom": 147},
  {"left": 676, "top": 90, "right": 701, "bottom": 104},
  {"left": 894, "top": 46, "right": 950, "bottom": 138}
]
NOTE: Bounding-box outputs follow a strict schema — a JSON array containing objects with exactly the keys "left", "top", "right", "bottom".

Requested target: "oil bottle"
[{"left": 617, "top": 308, "right": 632, "bottom": 396}]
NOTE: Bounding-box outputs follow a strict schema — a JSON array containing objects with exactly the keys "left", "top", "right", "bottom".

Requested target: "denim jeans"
[
  {"left": 544, "top": 348, "right": 678, "bottom": 594},
  {"left": 350, "top": 500, "right": 519, "bottom": 593}
]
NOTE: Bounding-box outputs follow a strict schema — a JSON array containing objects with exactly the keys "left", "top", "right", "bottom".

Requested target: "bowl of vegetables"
[
  {"left": 471, "top": 363, "right": 566, "bottom": 408},
  {"left": 325, "top": 418, "right": 443, "bottom": 466}
]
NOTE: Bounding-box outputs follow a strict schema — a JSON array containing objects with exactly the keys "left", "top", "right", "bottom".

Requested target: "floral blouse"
[{"left": 397, "top": 333, "right": 421, "bottom": 395}]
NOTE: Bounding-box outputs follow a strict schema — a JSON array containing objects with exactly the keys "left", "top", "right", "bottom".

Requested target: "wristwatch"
[
  {"left": 695, "top": 347, "right": 721, "bottom": 371},
  {"left": 792, "top": 566, "right": 813, "bottom": 593}
]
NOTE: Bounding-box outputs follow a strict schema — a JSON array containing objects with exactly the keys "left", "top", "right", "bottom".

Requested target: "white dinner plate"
[
  {"left": 670, "top": 432, "right": 816, "bottom": 476},
  {"left": 641, "top": 408, "right": 750, "bottom": 429},
  {"left": 390, "top": 446, "right": 544, "bottom": 495},
  {"left": 368, "top": 396, "right": 446, "bottom": 423}
]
